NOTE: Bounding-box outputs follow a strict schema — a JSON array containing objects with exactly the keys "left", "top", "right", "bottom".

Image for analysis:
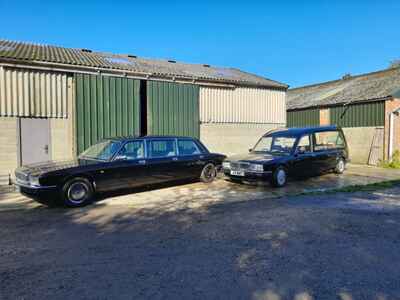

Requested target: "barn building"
[
  {"left": 287, "top": 66, "right": 400, "bottom": 165},
  {"left": 0, "top": 40, "right": 287, "bottom": 183}
]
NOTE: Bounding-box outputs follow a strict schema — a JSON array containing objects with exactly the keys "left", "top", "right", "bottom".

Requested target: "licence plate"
[{"left": 230, "top": 170, "right": 245, "bottom": 176}]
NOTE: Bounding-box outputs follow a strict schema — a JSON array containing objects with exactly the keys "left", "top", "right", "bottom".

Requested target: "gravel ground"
[{"left": 1, "top": 186, "right": 400, "bottom": 300}]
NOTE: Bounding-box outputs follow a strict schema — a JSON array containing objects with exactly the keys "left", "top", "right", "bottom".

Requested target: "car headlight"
[
  {"left": 29, "top": 175, "right": 40, "bottom": 187},
  {"left": 249, "top": 164, "right": 264, "bottom": 172},
  {"left": 222, "top": 161, "right": 231, "bottom": 169}
]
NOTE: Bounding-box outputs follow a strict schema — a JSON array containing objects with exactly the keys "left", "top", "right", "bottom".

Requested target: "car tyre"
[
  {"left": 61, "top": 177, "right": 94, "bottom": 207},
  {"left": 271, "top": 166, "right": 287, "bottom": 187},
  {"left": 200, "top": 163, "right": 217, "bottom": 183},
  {"left": 334, "top": 157, "right": 346, "bottom": 174}
]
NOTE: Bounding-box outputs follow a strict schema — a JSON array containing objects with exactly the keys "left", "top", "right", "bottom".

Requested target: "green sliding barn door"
[
  {"left": 75, "top": 74, "right": 141, "bottom": 153},
  {"left": 147, "top": 81, "right": 200, "bottom": 138}
]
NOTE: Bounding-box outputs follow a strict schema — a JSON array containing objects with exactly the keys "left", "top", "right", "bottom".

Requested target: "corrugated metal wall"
[
  {"left": 287, "top": 109, "right": 320, "bottom": 127},
  {"left": 330, "top": 101, "right": 385, "bottom": 127},
  {"left": 199, "top": 87, "right": 286, "bottom": 124},
  {"left": 75, "top": 74, "right": 140, "bottom": 153},
  {"left": 0, "top": 66, "right": 71, "bottom": 118},
  {"left": 147, "top": 81, "right": 200, "bottom": 138}
]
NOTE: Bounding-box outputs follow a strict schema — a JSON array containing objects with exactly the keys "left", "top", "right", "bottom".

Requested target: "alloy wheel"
[{"left": 67, "top": 182, "right": 89, "bottom": 204}]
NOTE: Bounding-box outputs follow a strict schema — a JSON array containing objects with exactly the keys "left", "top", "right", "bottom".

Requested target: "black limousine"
[
  {"left": 15, "top": 136, "right": 225, "bottom": 207},
  {"left": 223, "top": 126, "right": 349, "bottom": 187}
]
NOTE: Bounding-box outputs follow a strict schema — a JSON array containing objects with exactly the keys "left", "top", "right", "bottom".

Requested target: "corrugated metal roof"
[
  {"left": 0, "top": 39, "right": 288, "bottom": 89},
  {"left": 287, "top": 67, "right": 400, "bottom": 110}
]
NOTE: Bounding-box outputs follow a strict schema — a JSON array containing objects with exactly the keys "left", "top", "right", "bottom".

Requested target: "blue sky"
[{"left": 1, "top": 0, "right": 399, "bottom": 88}]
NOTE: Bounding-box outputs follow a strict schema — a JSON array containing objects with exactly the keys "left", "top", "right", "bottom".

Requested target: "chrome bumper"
[{"left": 14, "top": 179, "right": 56, "bottom": 190}]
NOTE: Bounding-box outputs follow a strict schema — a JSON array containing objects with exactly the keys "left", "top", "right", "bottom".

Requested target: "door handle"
[
  {"left": 172, "top": 157, "right": 178, "bottom": 161},
  {"left": 44, "top": 145, "right": 49, "bottom": 154},
  {"left": 138, "top": 160, "right": 146, "bottom": 164}
]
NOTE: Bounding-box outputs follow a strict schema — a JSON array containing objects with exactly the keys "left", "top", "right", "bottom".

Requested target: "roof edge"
[
  {"left": 229, "top": 67, "right": 289, "bottom": 89},
  {"left": 287, "top": 96, "right": 392, "bottom": 111},
  {"left": 0, "top": 58, "right": 288, "bottom": 90},
  {"left": 289, "top": 66, "right": 400, "bottom": 92}
]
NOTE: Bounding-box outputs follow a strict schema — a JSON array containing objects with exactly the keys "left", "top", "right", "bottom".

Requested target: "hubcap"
[
  {"left": 277, "top": 169, "right": 286, "bottom": 186},
  {"left": 204, "top": 164, "right": 216, "bottom": 179},
  {"left": 68, "top": 182, "right": 88, "bottom": 203}
]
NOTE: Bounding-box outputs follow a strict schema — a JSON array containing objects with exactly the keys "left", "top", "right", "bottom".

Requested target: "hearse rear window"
[{"left": 314, "top": 131, "right": 345, "bottom": 151}]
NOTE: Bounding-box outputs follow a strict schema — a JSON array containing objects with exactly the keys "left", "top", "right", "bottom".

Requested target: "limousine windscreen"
[{"left": 79, "top": 140, "right": 123, "bottom": 161}]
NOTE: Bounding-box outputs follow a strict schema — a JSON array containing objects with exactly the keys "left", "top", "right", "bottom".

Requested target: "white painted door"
[{"left": 20, "top": 118, "right": 51, "bottom": 165}]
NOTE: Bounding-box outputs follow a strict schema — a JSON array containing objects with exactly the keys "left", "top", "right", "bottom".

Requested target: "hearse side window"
[
  {"left": 314, "top": 131, "right": 344, "bottom": 151},
  {"left": 117, "top": 141, "right": 144, "bottom": 160},
  {"left": 177, "top": 139, "right": 201, "bottom": 156},
  {"left": 148, "top": 139, "right": 177, "bottom": 158},
  {"left": 297, "top": 135, "right": 312, "bottom": 153}
]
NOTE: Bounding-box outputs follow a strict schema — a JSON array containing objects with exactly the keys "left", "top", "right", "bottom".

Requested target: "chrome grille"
[{"left": 230, "top": 162, "right": 250, "bottom": 170}]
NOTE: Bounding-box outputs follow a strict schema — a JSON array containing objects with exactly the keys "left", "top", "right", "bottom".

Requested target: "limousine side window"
[
  {"left": 314, "top": 131, "right": 344, "bottom": 151},
  {"left": 177, "top": 139, "right": 201, "bottom": 156},
  {"left": 148, "top": 139, "right": 177, "bottom": 158},
  {"left": 117, "top": 141, "right": 145, "bottom": 160}
]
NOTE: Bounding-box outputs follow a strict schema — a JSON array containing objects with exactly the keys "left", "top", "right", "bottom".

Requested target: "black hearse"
[
  {"left": 15, "top": 136, "right": 225, "bottom": 207},
  {"left": 223, "top": 126, "right": 349, "bottom": 187}
]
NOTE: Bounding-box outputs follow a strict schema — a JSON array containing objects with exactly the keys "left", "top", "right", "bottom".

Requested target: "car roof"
[
  {"left": 104, "top": 135, "right": 198, "bottom": 141},
  {"left": 264, "top": 126, "right": 340, "bottom": 137}
]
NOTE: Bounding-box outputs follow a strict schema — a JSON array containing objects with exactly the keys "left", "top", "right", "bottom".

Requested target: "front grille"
[{"left": 230, "top": 162, "right": 250, "bottom": 170}]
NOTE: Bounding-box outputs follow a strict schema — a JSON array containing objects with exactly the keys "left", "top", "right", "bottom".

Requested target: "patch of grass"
[
  {"left": 379, "top": 150, "right": 400, "bottom": 169},
  {"left": 298, "top": 180, "right": 400, "bottom": 197},
  {"left": 331, "top": 180, "right": 400, "bottom": 193}
]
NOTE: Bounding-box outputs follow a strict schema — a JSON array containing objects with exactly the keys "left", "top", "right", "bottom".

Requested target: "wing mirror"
[{"left": 115, "top": 155, "right": 128, "bottom": 161}]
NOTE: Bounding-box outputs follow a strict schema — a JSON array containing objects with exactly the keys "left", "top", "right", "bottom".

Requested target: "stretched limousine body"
[{"left": 15, "top": 136, "right": 226, "bottom": 207}]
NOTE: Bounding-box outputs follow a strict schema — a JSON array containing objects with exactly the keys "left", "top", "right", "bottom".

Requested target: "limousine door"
[
  {"left": 175, "top": 139, "right": 206, "bottom": 179},
  {"left": 145, "top": 139, "right": 181, "bottom": 183},
  {"left": 94, "top": 140, "right": 149, "bottom": 191}
]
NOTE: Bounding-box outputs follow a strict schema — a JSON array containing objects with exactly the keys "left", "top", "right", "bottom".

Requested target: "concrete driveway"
[
  {"left": 1, "top": 164, "right": 399, "bottom": 212},
  {"left": 1, "top": 176, "right": 400, "bottom": 299}
]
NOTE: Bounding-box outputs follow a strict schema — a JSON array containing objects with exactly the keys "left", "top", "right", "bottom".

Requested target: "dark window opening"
[{"left": 139, "top": 80, "right": 147, "bottom": 136}]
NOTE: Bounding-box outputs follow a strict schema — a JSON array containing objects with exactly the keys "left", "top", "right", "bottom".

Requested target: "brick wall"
[
  {"left": 319, "top": 109, "right": 330, "bottom": 125},
  {"left": 384, "top": 98, "right": 400, "bottom": 160}
]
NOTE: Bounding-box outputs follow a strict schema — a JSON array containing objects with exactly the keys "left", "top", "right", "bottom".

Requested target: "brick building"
[{"left": 287, "top": 66, "right": 400, "bottom": 165}]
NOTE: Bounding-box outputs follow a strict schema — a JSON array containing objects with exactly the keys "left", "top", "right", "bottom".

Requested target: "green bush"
[{"left": 379, "top": 150, "right": 400, "bottom": 169}]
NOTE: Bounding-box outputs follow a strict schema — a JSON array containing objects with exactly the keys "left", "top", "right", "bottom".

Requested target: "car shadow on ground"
[
  {"left": 2, "top": 185, "right": 400, "bottom": 299},
  {"left": 94, "top": 178, "right": 200, "bottom": 203}
]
